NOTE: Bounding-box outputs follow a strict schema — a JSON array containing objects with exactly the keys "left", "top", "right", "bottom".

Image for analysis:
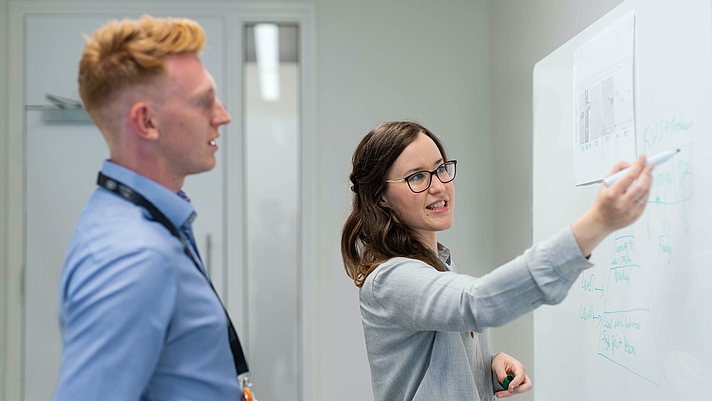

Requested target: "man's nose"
[{"left": 214, "top": 98, "right": 231, "bottom": 126}]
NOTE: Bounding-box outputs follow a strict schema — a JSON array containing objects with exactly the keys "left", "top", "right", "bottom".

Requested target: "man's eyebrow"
[{"left": 193, "top": 86, "right": 215, "bottom": 102}]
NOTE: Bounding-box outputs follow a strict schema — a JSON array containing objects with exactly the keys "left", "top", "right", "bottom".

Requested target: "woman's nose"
[{"left": 428, "top": 173, "right": 446, "bottom": 193}]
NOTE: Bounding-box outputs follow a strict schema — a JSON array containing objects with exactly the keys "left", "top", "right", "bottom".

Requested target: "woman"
[{"left": 341, "top": 121, "right": 652, "bottom": 401}]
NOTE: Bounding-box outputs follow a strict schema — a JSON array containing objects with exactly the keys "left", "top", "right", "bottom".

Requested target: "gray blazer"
[{"left": 359, "top": 227, "right": 593, "bottom": 401}]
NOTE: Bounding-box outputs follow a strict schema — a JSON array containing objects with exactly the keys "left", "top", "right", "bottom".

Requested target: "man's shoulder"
[
  {"left": 70, "top": 189, "right": 180, "bottom": 257},
  {"left": 61, "top": 190, "right": 183, "bottom": 299}
]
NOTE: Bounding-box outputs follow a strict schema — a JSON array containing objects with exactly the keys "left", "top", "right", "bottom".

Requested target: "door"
[{"left": 24, "top": 14, "right": 226, "bottom": 401}]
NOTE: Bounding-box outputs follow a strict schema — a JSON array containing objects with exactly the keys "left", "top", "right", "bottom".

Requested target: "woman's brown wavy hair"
[{"left": 341, "top": 121, "right": 449, "bottom": 287}]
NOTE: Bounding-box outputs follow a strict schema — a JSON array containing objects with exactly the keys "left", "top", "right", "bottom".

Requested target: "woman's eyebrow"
[{"left": 402, "top": 158, "right": 444, "bottom": 176}]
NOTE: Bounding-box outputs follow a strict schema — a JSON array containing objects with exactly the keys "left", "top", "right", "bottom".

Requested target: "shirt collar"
[
  {"left": 100, "top": 160, "right": 197, "bottom": 229},
  {"left": 437, "top": 243, "right": 452, "bottom": 266}
]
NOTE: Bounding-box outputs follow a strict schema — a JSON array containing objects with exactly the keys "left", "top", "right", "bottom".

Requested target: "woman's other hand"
[
  {"left": 572, "top": 155, "right": 654, "bottom": 257},
  {"left": 492, "top": 352, "right": 532, "bottom": 398}
]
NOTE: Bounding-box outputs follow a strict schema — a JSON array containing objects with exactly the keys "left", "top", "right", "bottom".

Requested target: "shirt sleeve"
[
  {"left": 53, "top": 248, "right": 177, "bottom": 401},
  {"left": 365, "top": 226, "right": 594, "bottom": 333}
]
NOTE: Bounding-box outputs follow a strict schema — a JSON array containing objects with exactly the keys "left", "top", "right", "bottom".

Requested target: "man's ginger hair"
[{"left": 78, "top": 15, "right": 205, "bottom": 130}]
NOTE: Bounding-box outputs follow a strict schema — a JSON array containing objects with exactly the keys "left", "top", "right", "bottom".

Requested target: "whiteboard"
[{"left": 532, "top": 1, "right": 712, "bottom": 401}]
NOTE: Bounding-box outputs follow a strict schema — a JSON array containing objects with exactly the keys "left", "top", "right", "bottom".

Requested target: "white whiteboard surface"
[{"left": 533, "top": 1, "right": 712, "bottom": 400}]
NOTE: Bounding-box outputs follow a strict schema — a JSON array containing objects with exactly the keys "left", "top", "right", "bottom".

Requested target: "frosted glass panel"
[{"left": 244, "top": 24, "right": 300, "bottom": 401}]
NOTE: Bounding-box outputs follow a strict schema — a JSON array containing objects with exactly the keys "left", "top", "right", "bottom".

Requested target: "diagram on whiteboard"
[
  {"left": 597, "top": 231, "right": 661, "bottom": 386},
  {"left": 573, "top": 12, "right": 637, "bottom": 185},
  {"left": 579, "top": 115, "right": 695, "bottom": 389}
]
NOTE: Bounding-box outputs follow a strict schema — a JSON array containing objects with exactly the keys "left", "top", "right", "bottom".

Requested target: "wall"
[
  {"left": 0, "top": 1, "right": 492, "bottom": 400},
  {"left": 309, "top": 1, "right": 492, "bottom": 399},
  {"left": 488, "top": 1, "right": 624, "bottom": 401},
  {"left": 0, "top": 0, "right": 8, "bottom": 398}
]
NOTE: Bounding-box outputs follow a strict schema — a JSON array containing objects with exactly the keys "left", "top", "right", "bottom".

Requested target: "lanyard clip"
[{"left": 241, "top": 376, "right": 254, "bottom": 401}]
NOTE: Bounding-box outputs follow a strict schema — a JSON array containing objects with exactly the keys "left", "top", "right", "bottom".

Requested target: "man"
[{"left": 54, "top": 15, "right": 244, "bottom": 400}]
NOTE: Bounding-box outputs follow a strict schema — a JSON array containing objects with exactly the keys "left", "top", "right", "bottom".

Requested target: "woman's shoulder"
[
  {"left": 362, "top": 257, "right": 447, "bottom": 295},
  {"left": 372, "top": 256, "right": 434, "bottom": 273}
]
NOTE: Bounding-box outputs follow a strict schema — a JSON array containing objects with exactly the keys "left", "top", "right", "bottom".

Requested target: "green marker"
[{"left": 501, "top": 374, "right": 515, "bottom": 390}]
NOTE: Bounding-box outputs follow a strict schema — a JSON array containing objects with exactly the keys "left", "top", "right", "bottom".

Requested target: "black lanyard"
[{"left": 97, "top": 172, "right": 249, "bottom": 376}]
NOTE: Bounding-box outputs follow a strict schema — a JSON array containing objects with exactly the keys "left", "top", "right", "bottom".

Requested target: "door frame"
[{"left": 3, "top": 3, "right": 317, "bottom": 401}]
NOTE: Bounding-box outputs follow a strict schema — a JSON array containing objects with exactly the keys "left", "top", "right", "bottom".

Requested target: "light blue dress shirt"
[{"left": 54, "top": 160, "right": 241, "bottom": 401}]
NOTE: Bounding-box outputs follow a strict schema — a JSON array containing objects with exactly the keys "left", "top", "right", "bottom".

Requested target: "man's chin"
[{"left": 187, "top": 160, "right": 217, "bottom": 176}]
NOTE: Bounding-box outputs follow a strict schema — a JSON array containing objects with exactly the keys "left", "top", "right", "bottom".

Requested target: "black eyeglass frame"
[{"left": 385, "top": 160, "right": 457, "bottom": 193}]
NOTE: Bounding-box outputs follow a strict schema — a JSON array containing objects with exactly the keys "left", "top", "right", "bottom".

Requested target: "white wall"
[
  {"left": 305, "top": 1, "right": 492, "bottom": 399},
  {"left": 1, "top": 1, "right": 492, "bottom": 400},
  {"left": 0, "top": 0, "right": 8, "bottom": 400},
  {"left": 1, "top": 0, "right": 11, "bottom": 399},
  {"left": 489, "top": 2, "right": 624, "bottom": 401}
]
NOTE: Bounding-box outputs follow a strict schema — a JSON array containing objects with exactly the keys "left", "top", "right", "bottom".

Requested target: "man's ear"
[{"left": 128, "top": 101, "right": 159, "bottom": 141}]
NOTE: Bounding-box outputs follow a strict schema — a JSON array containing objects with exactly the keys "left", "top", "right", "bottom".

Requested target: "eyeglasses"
[{"left": 385, "top": 160, "right": 457, "bottom": 193}]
